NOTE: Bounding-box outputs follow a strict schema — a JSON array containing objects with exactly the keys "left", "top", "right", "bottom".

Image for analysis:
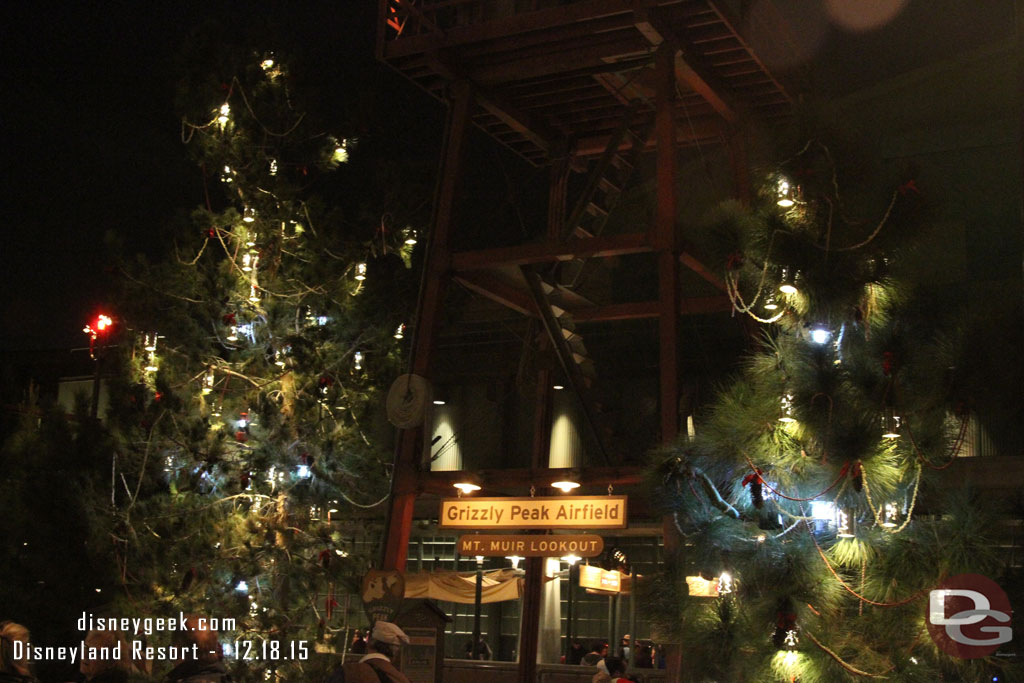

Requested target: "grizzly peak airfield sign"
[{"left": 439, "top": 496, "right": 627, "bottom": 530}]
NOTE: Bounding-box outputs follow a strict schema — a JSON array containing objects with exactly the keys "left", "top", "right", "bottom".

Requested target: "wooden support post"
[
  {"left": 382, "top": 80, "right": 472, "bottom": 571},
  {"left": 654, "top": 45, "right": 680, "bottom": 445},
  {"left": 547, "top": 152, "right": 570, "bottom": 240},
  {"left": 519, "top": 555, "right": 544, "bottom": 683},
  {"left": 655, "top": 44, "right": 685, "bottom": 683}
]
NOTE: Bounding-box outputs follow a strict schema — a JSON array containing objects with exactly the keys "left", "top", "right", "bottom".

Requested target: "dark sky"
[{"left": 0, "top": 1, "right": 1015, "bottom": 353}]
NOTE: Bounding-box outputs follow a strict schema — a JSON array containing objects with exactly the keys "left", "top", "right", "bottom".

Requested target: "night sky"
[{"left": 0, "top": 2, "right": 1015, "bottom": 353}]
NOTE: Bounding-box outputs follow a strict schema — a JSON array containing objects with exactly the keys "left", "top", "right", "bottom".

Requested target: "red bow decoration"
[
  {"left": 741, "top": 469, "right": 763, "bottom": 488},
  {"left": 222, "top": 312, "right": 236, "bottom": 325},
  {"left": 898, "top": 179, "right": 919, "bottom": 195}
]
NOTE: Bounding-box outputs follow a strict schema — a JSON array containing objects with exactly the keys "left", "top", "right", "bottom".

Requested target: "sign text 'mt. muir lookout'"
[{"left": 439, "top": 496, "right": 627, "bottom": 530}]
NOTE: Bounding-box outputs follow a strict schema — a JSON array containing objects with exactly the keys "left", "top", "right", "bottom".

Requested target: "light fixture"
[
  {"left": 243, "top": 207, "right": 256, "bottom": 223},
  {"left": 453, "top": 472, "right": 482, "bottom": 495},
  {"left": 394, "top": 323, "right": 405, "bottom": 339},
  {"left": 779, "top": 267, "right": 798, "bottom": 295},
  {"left": 245, "top": 231, "right": 257, "bottom": 247},
  {"left": 241, "top": 252, "right": 253, "bottom": 272},
  {"left": 217, "top": 103, "right": 230, "bottom": 127},
  {"left": 235, "top": 580, "right": 249, "bottom": 593},
  {"left": 475, "top": 555, "right": 485, "bottom": 566},
  {"left": 353, "top": 351, "right": 363, "bottom": 370},
  {"left": 268, "top": 158, "right": 278, "bottom": 176},
  {"left": 354, "top": 261, "right": 367, "bottom": 281},
  {"left": 248, "top": 285, "right": 260, "bottom": 304},
  {"left": 881, "top": 502, "right": 899, "bottom": 528},
  {"left": 333, "top": 140, "right": 349, "bottom": 163},
  {"left": 144, "top": 333, "right": 158, "bottom": 352},
  {"left": 552, "top": 384, "right": 564, "bottom": 390},
  {"left": 764, "top": 294, "right": 778, "bottom": 311},
  {"left": 403, "top": 227, "right": 418, "bottom": 245},
  {"left": 881, "top": 407, "right": 901, "bottom": 439},
  {"left": 227, "top": 326, "right": 239, "bottom": 342},
  {"left": 837, "top": 508, "right": 857, "bottom": 538},
  {"left": 506, "top": 556, "right": 523, "bottom": 569},
  {"left": 551, "top": 479, "right": 580, "bottom": 493},
  {"left": 561, "top": 554, "right": 581, "bottom": 566},
  {"left": 776, "top": 178, "right": 795, "bottom": 208},
  {"left": 778, "top": 393, "right": 796, "bottom": 423},
  {"left": 809, "top": 324, "right": 831, "bottom": 345},
  {"left": 297, "top": 465, "right": 310, "bottom": 479}
]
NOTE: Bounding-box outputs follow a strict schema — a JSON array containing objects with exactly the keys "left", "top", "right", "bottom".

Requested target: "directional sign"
[
  {"left": 439, "top": 496, "right": 627, "bottom": 530},
  {"left": 457, "top": 534, "right": 604, "bottom": 557}
]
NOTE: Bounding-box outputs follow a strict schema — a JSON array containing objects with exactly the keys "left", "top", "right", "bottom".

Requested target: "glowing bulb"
[
  {"left": 778, "top": 393, "right": 796, "bottom": 423},
  {"left": 333, "top": 140, "right": 349, "bottom": 163},
  {"left": 403, "top": 228, "right": 418, "bottom": 245},
  {"left": 243, "top": 207, "right": 256, "bottom": 223},
  {"left": 217, "top": 103, "right": 230, "bottom": 127},
  {"left": 717, "top": 572, "right": 733, "bottom": 595},
  {"left": 809, "top": 325, "right": 831, "bottom": 344},
  {"left": 354, "top": 262, "right": 367, "bottom": 281},
  {"left": 882, "top": 412, "right": 902, "bottom": 439},
  {"left": 881, "top": 502, "right": 899, "bottom": 528},
  {"left": 783, "top": 629, "right": 799, "bottom": 649},
  {"left": 433, "top": 399, "right": 446, "bottom": 405},
  {"left": 394, "top": 323, "right": 405, "bottom": 339},
  {"left": 144, "top": 333, "right": 158, "bottom": 352},
  {"left": 353, "top": 351, "right": 363, "bottom": 370},
  {"left": 248, "top": 285, "right": 260, "bottom": 304},
  {"left": 561, "top": 554, "right": 581, "bottom": 566},
  {"left": 235, "top": 580, "right": 248, "bottom": 593},
  {"left": 241, "top": 252, "right": 253, "bottom": 272},
  {"left": 297, "top": 465, "right": 310, "bottom": 478},
  {"left": 552, "top": 384, "right": 564, "bottom": 390},
  {"left": 227, "top": 326, "right": 238, "bottom": 342},
  {"left": 778, "top": 267, "right": 798, "bottom": 295},
  {"left": 756, "top": 534, "right": 766, "bottom": 543},
  {"left": 763, "top": 294, "right": 778, "bottom": 311},
  {"left": 260, "top": 58, "right": 275, "bottom": 71},
  {"left": 776, "top": 178, "right": 795, "bottom": 207},
  {"left": 453, "top": 482, "right": 481, "bottom": 494},
  {"left": 551, "top": 480, "right": 580, "bottom": 493},
  {"left": 506, "top": 556, "right": 523, "bottom": 569},
  {"left": 268, "top": 158, "right": 278, "bottom": 175}
]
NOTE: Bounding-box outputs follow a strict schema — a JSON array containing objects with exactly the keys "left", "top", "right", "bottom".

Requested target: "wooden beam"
[
  {"left": 382, "top": 80, "right": 473, "bottom": 572},
  {"left": 452, "top": 232, "right": 652, "bottom": 271},
  {"left": 427, "top": 51, "right": 558, "bottom": 153},
  {"left": 574, "top": 115, "right": 723, "bottom": 157},
  {"left": 382, "top": 0, "right": 636, "bottom": 59},
  {"left": 634, "top": 7, "right": 741, "bottom": 123},
  {"left": 453, "top": 272, "right": 538, "bottom": 316},
  {"left": 680, "top": 247, "right": 726, "bottom": 292},
  {"left": 420, "top": 467, "right": 646, "bottom": 495},
  {"left": 654, "top": 45, "right": 680, "bottom": 445},
  {"left": 469, "top": 35, "right": 648, "bottom": 86}
]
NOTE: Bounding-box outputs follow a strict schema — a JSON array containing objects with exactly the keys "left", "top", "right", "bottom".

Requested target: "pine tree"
[
  {"left": 100, "top": 44, "right": 422, "bottom": 681},
  {"left": 648, "top": 140, "right": 1017, "bottom": 682}
]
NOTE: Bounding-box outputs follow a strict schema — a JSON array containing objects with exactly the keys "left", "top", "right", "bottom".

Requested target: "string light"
[
  {"left": 881, "top": 502, "right": 899, "bottom": 528},
  {"left": 248, "top": 285, "right": 260, "bottom": 304},
  {"left": 217, "top": 103, "right": 230, "bottom": 128},
  {"left": 260, "top": 57, "right": 275, "bottom": 71},
  {"left": 353, "top": 351, "right": 363, "bottom": 370},
  {"left": 783, "top": 629, "right": 799, "bottom": 649},
  {"left": 764, "top": 294, "right": 778, "bottom": 311},
  {"left": 837, "top": 508, "right": 856, "bottom": 538},
  {"left": 881, "top": 408, "right": 902, "bottom": 439},
  {"left": 235, "top": 580, "right": 249, "bottom": 593},
  {"left": 717, "top": 572, "right": 733, "bottom": 595},
  {"left": 227, "top": 326, "right": 239, "bottom": 342},
  {"left": 332, "top": 139, "right": 349, "bottom": 163},
  {"left": 778, "top": 394, "right": 796, "bottom": 423},
  {"left": 202, "top": 368, "right": 215, "bottom": 394},
  {"left": 221, "top": 165, "right": 235, "bottom": 183},
  {"left": 394, "top": 323, "right": 405, "bottom": 339},
  {"left": 809, "top": 324, "right": 831, "bottom": 345},
  {"left": 354, "top": 262, "right": 367, "bottom": 281},
  {"left": 779, "top": 267, "right": 798, "bottom": 295},
  {"left": 776, "top": 178, "right": 795, "bottom": 208},
  {"left": 268, "top": 158, "right": 278, "bottom": 176},
  {"left": 243, "top": 207, "right": 256, "bottom": 223},
  {"left": 403, "top": 227, "right": 418, "bottom": 245}
]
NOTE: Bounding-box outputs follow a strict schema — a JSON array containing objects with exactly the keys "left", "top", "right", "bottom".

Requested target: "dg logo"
[{"left": 927, "top": 573, "right": 1013, "bottom": 659}]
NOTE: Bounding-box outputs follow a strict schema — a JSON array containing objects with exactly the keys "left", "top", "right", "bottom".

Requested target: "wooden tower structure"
[{"left": 375, "top": 1, "right": 794, "bottom": 679}]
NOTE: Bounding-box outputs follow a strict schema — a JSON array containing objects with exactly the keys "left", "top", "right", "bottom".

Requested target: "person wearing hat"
[{"left": 331, "top": 621, "right": 411, "bottom": 683}]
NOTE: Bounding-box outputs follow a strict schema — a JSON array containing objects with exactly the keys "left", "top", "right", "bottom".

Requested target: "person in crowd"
[
  {"left": 163, "top": 616, "right": 230, "bottom": 682},
  {"left": 79, "top": 630, "right": 130, "bottom": 682},
  {"left": 0, "top": 622, "right": 37, "bottom": 683},
  {"left": 592, "top": 655, "right": 630, "bottom": 683},
  {"left": 567, "top": 640, "right": 585, "bottom": 666},
  {"left": 618, "top": 634, "right": 630, "bottom": 663},
  {"left": 634, "top": 642, "right": 653, "bottom": 668},
  {"left": 335, "top": 621, "right": 410, "bottom": 683},
  {"left": 580, "top": 640, "right": 608, "bottom": 667},
  {"left": 349, "top": 630, "right": 367, "bottom": 655}
]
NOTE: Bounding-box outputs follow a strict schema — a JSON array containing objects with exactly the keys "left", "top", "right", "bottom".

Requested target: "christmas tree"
[
  {"left": 95, "top": 42, "right": 423, "bottom": 680},
  {"left": 648, "top": 140, "right": 1019, "bottom": 682}
]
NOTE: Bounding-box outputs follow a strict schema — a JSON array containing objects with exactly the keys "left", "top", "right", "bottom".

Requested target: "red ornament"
[{"left": 234, "top": 430, "right": 248, "bottom": 442}]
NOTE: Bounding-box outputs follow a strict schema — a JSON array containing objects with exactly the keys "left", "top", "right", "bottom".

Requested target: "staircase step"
[
  {"left": 572, "top": 225, "right": 595, "bottom": 239},
  {"left": 597, "top": 177, "right": 622, "bottom": 194},
  {"left": 609, "top": 155, "right": 633, "bottom": 172},
  {"left": 585, "top": 202, "right": 609, "bottom": 217}
]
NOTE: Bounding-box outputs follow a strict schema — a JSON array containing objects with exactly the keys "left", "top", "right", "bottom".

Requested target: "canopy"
[{"left": 403, "top": 568, "right": 527, "bottom": 604}]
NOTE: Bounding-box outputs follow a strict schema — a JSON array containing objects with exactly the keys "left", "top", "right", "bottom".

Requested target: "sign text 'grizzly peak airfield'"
[{"left": 439, "top": 496, "right": 627, "bottom": 530}]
